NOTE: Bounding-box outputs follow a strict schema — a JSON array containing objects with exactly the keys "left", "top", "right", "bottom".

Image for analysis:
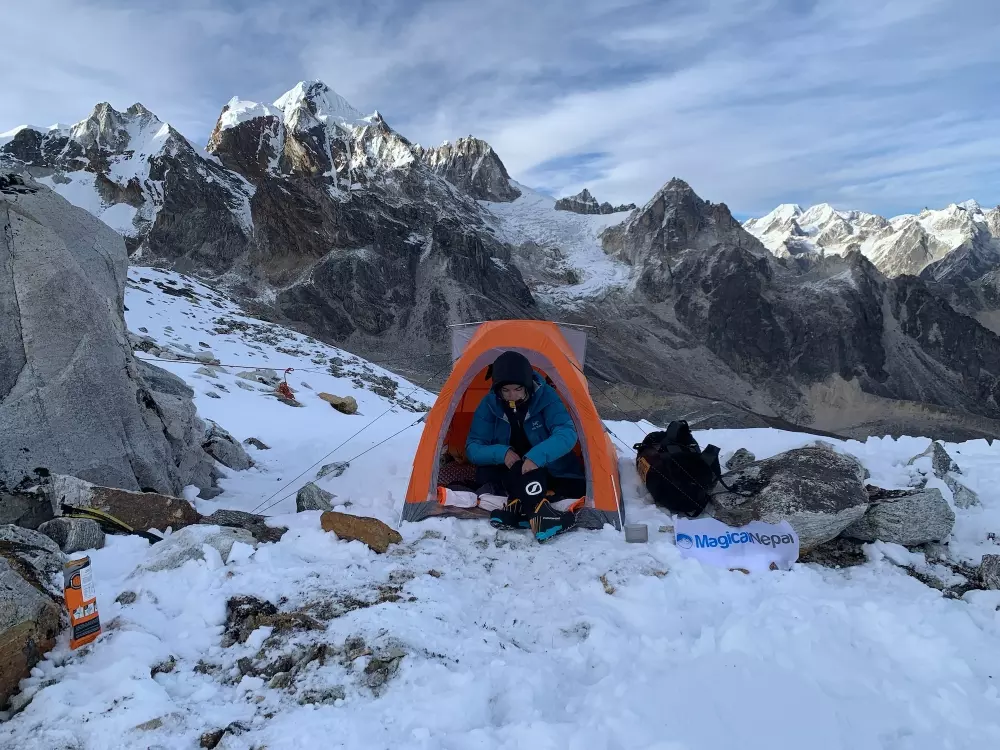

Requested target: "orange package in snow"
[{"left": 63, "top": 556, "right": 102, "bottom": 649}]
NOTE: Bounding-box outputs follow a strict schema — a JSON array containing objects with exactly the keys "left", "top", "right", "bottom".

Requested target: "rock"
[
  {"left": 236, "top": 369, "right": 280, "bottom": 387},
  {"left": 944, "top": 474, "right": 980, "bottom": 509},
  {"left": 725, "top": 448, "right": 756, "bottom": 472},
  {"left": 318, "top": 393, "right": 358, "bottom": 414},
  {"left": 136, "top": 525, "right": 256, "bottom": 573},
  {"left": 192, "top": 351, "right": 218, "bottom": 364},
  {"left": 317, "top": 462, "right": 349, "bottom": 479},
  {"left": 199, "top": 509, "right": 287, "bottom": 544},
  {"left": 0, "top": 176, "right": 218, "bottom": 495},
  {"left": 205, "top": 391, "right": 221, "bottom": 399},
  {"left": 554, "top": 188, "right": 635, "bottom": 215},
  {"left": 38, "top": 517, "right": 105, "bottom": 553},
  {"left": 415, "top": 136, "right": 521, "bottom": 202},
  {"left": 980, "top": 555, "right": 1000, "bottom": 590},
  {"left": 907, "top": 441, "right": 961, "bottom": 479},
  {"left": 221, "top": 595, "right": 322, "bottom": 647},
  {"left": 235, "top": 380, "right": 257, "bottom": 392},
  {"left": 45, "top": 475, "right": 201, "bottom": 533},
  {"left": 202, "top": 422, "right": 254, "bottom": 471},
  {"left": 0, "top": 526, "right": 64, "bottom": 710},
  {"left": 276, "top": 395, "right": 304, "bottom": 407},
  {"left": 243, "top": 437, "right": 270, "bottom": 451},
  {"left": 195, "top": 366, "right": 219, "bottom": 378},
  {"left": 116, "top": 591, "right": 137, "bottom": 605},
  {"left": 707, "top": 446, "right": 869, "bottom": 551},
  {"left": 0, "top": 486, "right": 54, "bottom": 530},
  {"left": 296, "top": 483, "right": 335, "bottom": 513},
  {"left": 320, "top": 511, "right": 402, "bottom": 553},
  {"left": 842, "top": 486, "right": 955, "bottom": 546},
  {"left": 798, "top": 536, "right": 868, "bottom": 568},
  {"left": 132, "top": 360, "right": 221, "bottom": 494},
  {"left": 0, "top": 526, "right": 65, "bottom": 597}
]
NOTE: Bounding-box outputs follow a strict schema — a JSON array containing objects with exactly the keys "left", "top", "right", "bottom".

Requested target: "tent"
[{"left": 402, "top": 320, "right": 624, "bottom": 530}]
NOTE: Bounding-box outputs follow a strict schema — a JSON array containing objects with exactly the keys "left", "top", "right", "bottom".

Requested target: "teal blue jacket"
[{"left": 465, "top": 375, "right": 585, "bottom": 478}]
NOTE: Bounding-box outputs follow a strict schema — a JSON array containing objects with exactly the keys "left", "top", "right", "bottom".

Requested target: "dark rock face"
[
  {"left": 554, "top": 188, "right": 635, "bottom": 215},
  {"left": 415, "top": 136, "right": 521, "bottom": 202},
  {"left": 588, "top": 177, "right": 1000, "bottom": 439}
]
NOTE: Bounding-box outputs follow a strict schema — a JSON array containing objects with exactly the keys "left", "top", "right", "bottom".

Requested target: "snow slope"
[
  {"left": 2, "top": 269, "right": 1000, "bottom": 748},
  {"left": 481, "top": 182, "right": 635, "bottom": 306}
]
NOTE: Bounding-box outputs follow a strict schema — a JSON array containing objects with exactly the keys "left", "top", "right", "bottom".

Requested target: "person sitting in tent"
[{"left": 465, "top": 350, "right": 584, "bottom": 539}]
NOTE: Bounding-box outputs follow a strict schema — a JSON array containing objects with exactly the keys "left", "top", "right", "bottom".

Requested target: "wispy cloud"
[{"left": 2, "top": 0, "right": 998, "bottom": 217}]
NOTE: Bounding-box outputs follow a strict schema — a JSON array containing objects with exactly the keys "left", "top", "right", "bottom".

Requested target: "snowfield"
[
  {"left": 481, "top": 183, "right": 635, "bottom": 306},
  {"left": 2, "top": 268, "right": 999, "bottom": 749}
]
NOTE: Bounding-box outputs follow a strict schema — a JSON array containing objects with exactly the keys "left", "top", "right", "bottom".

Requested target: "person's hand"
[
  {"left": 504, "top": 449, "right": 520, "bottom": 468},
  {"left": 521, "top": 458, "right": 539, "bottom": 473}
]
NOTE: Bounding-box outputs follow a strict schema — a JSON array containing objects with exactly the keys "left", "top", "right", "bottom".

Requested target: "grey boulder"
[
  {"left": 843, "top": 487, "right": 955, "bottom": 546},
  {"left": 0, "top": 174, "right": 217, "bottom": 496},
  {"left": 707, "top": 446, "right": 869, "bottom": 551},
  {"left": 296, "top": 483, "right": 335, "bottom": 512},
  {"left": 38, "top": 517, "right": 106, "bottom": 553},
  {"left": 979, "top": 555, "right": 1000, "bottom": 590},
  {"left": 203, "top": 421, "right": 254, "bottom": 471},
  {"left": 0, "top": 525, "right": 65, "bottom": 710}
]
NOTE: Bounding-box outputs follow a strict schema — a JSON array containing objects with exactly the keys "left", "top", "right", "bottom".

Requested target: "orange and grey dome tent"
[{"left": 402, "top": 320, "right": 624, "bottom": 531}]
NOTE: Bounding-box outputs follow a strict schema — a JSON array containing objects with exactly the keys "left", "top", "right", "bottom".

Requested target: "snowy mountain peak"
[
  {"left": 415, "top": 135, "right": 521, "bottom": 202},
  {"left": 746, "top": 198, "right": 1000, "bottom": 278},
  {"left": 273, "top": 80, "right": 369, "bottom": 131}
]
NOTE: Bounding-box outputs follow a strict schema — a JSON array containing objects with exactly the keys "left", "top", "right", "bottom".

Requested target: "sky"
[{"left": 2, "top": 0, "right": 999, "bottom": 219}]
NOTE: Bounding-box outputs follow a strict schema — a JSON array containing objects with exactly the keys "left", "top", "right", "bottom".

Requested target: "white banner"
[{"left": 673, "top": 516, "right": 799, "bottom": 572}]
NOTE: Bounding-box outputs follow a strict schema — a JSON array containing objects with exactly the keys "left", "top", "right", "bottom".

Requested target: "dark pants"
[{"left": 475, "top": 462, "right": 586, "bottom": 501}]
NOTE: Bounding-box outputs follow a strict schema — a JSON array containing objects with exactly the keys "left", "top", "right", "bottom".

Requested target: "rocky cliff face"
[
  {"left": 578, "top": 179, "right": 1000, "bottom": 440},
  {"left": 554, "top": 188, "right": 635, "bottom": 215},
  {"left": 0, "top": 173, "right": 222, "bottom": 494},
  {"left": 415, "top": 136, "right": 521, "bottom": 202}
]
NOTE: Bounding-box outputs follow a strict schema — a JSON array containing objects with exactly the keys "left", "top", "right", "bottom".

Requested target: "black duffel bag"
[{"left": 634, "top": 420, "right": 722, "bottom": 517}]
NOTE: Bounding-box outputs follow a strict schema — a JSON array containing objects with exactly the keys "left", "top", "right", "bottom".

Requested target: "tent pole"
[{"left": 611, "top": 471, "right": 624, "bottom": 532}]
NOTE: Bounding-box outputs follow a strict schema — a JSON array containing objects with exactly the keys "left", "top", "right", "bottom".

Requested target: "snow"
[
  {"left": 2, "top": 270, "right": 1000, "bottom": 747},
  {"left": 744, "top": 198, "right": 996, "bottom": 275},
  {"left": 218, "top": 96, "right": 280, "bottom": 131},
  {"left": 274, "top": 80, "right": 371, "bottom": 132},
  {"left": 481, "top": 182, "right": 635, "bottom": 306},
  {"left": 37, "top": 172, "right": 139, "bottom": 237}
]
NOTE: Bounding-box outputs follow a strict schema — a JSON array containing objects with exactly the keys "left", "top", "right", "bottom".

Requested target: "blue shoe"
[{"left": 529, "top": 499, "right": 576, "bottom": 542}]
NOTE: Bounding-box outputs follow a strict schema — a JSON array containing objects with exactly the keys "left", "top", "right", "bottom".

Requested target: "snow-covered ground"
[
  {"left": 3, "top": 269, "right": 1000, "bottom": 748},
  {"left": 481, "top": 183, "right": 635, "bottom": 306}
]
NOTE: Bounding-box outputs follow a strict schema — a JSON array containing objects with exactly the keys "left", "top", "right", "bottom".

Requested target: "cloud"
[{"left": 2, "top": 0, "right": 999, "bottom": 217}]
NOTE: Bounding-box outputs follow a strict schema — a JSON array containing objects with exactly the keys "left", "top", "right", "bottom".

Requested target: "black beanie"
[{"left": 491, "top": 351, "right": 535, "bottom": 395}]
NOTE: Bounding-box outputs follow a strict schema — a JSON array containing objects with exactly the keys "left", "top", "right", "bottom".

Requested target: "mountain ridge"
[{"left": 5, "top": 80, "right": 1000, "bottom": 441}]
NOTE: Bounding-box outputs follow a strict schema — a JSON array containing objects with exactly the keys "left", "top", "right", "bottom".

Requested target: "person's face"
[{"left": 501, "top": 384, "right": 526, "bottom": 402}]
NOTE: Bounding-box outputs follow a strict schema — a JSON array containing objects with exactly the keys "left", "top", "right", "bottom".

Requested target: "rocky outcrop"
[
  {"left": 707, "top": 446, "right": 870, "bottom": 551},
  {"left": 416, "top": 136, "right": 521, "bottom": 202},
  {"left": 554, "top": 188, "right": 635, "bottom": 215},
  {"left": 37, "top": 517, "right": 105, "bottom": 554},
  {"left": 297, "top": 483, "right": 335, "bottom": 513},
  {"left": 0, "top": 175, "right": 223, "bottom": 495},
  {"left": 0, "top": 526, "right": 64, "bottom": 710},
  {"left": 45, "top": 475, "right": 201, "bottom": 533},
  {"left": 843, "top": 486, "right": 955, "bottom": 546}
]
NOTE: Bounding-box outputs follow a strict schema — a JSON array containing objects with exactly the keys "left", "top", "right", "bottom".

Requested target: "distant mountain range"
[{"left": 5, "top": 80, "right": 1000, "bottom": 441}]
